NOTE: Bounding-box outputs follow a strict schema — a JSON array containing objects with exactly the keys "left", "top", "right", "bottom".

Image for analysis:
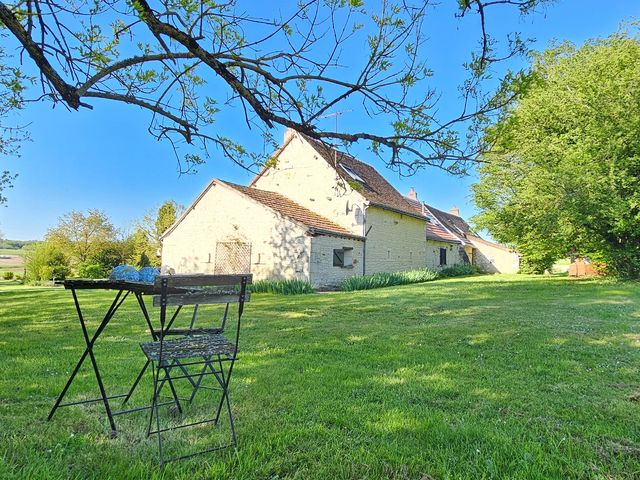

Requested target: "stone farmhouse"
[{"left": 161, "top": 129, "right": 519, "bottom": 287}]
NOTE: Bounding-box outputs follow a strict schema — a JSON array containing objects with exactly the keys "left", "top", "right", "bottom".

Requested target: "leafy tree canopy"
[
  {"left": 0, "top": 0, "right": 549, "bottom": 176},
  {"left": 24, "top": 241, "right": 71, "bottom": 281},
  {"left": 472, "top": 29, "right": 640, "bottom": 276},
  {"left": 46, "top": 209, "right": 118, "bottom": 264},
  {"left": 131, "top": 200, "right": 183, "bottom": 267}
]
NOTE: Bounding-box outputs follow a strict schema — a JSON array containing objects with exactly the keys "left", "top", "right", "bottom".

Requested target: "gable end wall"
[
  {"left": 252, "top": 134, "right": 366, "bottom": 236},
  {"left": 161, "top": 183, "right": 312, "bottom": 282}
]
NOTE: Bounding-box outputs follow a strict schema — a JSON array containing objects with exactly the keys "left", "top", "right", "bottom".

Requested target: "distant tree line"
[
  {"left": 24, "top": 201, "right": 182, "bottom": 283},
  {"left": 0, "top": 239, "right": 37, "bottom": 249}
]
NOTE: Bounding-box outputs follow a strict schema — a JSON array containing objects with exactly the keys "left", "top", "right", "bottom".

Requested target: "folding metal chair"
[
  {"left": 122, "top": 294, "right": 232, "bottom": 406},
  {"left": 140, "top": 274, "right": 251, "bottom": 464}
]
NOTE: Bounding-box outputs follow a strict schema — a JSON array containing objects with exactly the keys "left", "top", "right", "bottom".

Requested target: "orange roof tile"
[
  {"left": 302, "top": 135, "right": 426, "bottom": 219},
  {"left": 222, "top": 181, "right": 363, "bottom": 240}
]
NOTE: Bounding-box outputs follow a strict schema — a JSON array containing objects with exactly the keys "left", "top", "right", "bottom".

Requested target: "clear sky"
[{"left": 1, "top": 0, "right": 639, "bottom": 240}]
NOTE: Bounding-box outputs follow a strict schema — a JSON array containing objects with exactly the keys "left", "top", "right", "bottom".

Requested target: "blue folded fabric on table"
[
  {"left": 109, "top": 265, "right": 140, "bottom": 282},
  {"left": 138, "top": 267, "right": 160, "bottom": 284}
]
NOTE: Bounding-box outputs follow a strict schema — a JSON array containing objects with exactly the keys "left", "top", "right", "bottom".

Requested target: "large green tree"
[
  {"left": 0, "top": 1, "right": 549, "bottom": 175},
  {"left": 472, "top": 31, "right": 640, "bottom": 276},
  {"left": 46, "top": 209, "right": 118, "bottom": 265}
]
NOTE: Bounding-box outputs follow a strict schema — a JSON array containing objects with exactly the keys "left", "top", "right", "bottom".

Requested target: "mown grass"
[{"left": 1, "top": 275, "right": 640, "bottom": 479}]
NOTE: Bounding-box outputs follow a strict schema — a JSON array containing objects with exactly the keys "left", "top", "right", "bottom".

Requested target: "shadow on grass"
[{"left": 1, "top": 275, "right": 640, "bottom": 479}]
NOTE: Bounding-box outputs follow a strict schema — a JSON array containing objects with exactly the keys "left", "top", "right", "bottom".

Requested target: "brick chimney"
[
  {"left": 450, "top": 206, "right": 460, "bottom": 217},
  {"left": 407, "top": 187, "right": 418, "bottom": 200}
]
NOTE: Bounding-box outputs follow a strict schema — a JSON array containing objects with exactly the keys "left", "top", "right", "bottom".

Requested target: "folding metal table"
[{"left": 47, "top": 279, "right": 162, "bottom": 437}]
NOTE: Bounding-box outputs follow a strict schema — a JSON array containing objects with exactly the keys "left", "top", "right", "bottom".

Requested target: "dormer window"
[{"left": 341, "top": 165, "right": 366, "bottom": 184}]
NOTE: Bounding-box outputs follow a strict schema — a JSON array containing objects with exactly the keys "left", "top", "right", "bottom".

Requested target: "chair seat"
[
  {"left": 151, "top": 327, "right": 223, "bottom": 338},
  {"left": 141, "top": 334, "right": 236, "bottom": 361}
]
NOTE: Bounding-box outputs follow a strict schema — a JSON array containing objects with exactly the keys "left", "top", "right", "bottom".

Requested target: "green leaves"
[{"left": 473, "top": 29, "right": 640, "bottom": 277}]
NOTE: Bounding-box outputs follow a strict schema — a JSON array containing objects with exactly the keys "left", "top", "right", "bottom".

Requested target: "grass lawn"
[{"left": 1, "top": 275, "right": 640, "bottom": 479}]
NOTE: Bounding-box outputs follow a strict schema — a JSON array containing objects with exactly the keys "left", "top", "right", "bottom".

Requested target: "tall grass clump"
[
  {"left": 340, "top": 268, "right": 439, "bottom": 291},
  {"left": 250, "top": 279, "right": 315, "bottom": 295}
]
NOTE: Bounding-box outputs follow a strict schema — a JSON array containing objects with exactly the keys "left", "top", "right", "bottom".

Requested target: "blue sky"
[{"left": 1, "top": 0, "right": 639, "bottom": 240}]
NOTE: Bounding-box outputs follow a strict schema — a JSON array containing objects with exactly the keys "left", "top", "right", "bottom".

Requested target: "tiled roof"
[
  {"left": 425, "top": 222, "right": 460, "bottom": 243},
  {"left": 405, "top": 197, "right": 461, "bottom": 244},
  {"left": 425, "top": 205, "right": 474, "bottom": 245},
  {"left": 221, "top": 181, "right": 363, "bottom": 239},
  {"left": 302, "top": 135, "right": 425, "bottom": 219}
]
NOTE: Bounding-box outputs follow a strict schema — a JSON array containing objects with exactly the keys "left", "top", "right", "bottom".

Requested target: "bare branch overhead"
[{"left": 0, "top": 0, "right": 549, "bottom": 175}]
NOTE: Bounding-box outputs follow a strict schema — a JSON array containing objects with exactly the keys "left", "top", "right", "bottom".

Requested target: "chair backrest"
[
  {"left": 153, "top": 274, "right": 252, "bottom": 354},
  {"left": 152, "top": 274, "right": 252, "bottom": 306}
]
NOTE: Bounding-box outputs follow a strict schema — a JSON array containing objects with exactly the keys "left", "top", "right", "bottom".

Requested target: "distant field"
[{"left": 0, "top": 248, "right": 25, "bottom": 277}]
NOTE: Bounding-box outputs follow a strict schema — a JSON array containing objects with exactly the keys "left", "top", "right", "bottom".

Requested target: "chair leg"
[
  {"left": 147, "top": 361, "right": 167, "bottom": 465},
  {"left": 147, "top": 361, "right": 159, "bottom": 438},
  {"left": 156, "top": 378, "right": 165, "bottom": 466},
  {"left": 213, "top": 356, "right": 228, "bottom": 425},
  {"left": 164, "top": 367, "right": 183, "bottom": 415},
  {"left": 224, "top": 385, "right": 237, "bottom": 447},
  {"left": 156, "top": 361, "right": 183, "bottom": 414},
  {"left": 174, "top": 360, "right": 198, "bottom": 390},
  {"left": 189, "top": 355, "right": 219, "bottom": 403},
  {"left": 212, "top": 355, "right": 237, "bottom": 446}
]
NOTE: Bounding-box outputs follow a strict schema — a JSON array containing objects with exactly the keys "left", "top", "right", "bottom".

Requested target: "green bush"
[
  {"left": 77, "top": 263, "right": 109, "bottom": 279},
  {"left": 250, "top": 279, "right": 314, "bottom": 295},
  {"left": 2, "top": 271, "right": 14, "bottom": 280},
  {"left": 438, "top": 264, "right": 476, "bottom": 278},
  {"left": 340, "top": 268, "right": 439, "bottom": 291},
  {"left": 24, "top": 242, "right": 71, "bottom": 283}
]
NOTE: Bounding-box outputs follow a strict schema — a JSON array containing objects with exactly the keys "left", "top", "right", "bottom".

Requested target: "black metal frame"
[
  {"left": 48, "top": 287, "right": 131, "bottom": 436},
  {"left": 48, "top": 281, "right": 174, "bottom": 436},
  {"left": 144, "top": 275, "right": 249, "bottom": 465}
]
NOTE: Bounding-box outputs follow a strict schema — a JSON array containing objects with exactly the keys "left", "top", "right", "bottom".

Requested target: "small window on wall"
[
  {"left": 333, "top": 247, "right": 353, "bottom": 268},
  {"left": 439, "top": 247, "right": 447, "bottom": 266}
]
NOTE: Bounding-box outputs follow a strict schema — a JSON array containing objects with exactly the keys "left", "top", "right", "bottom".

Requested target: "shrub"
[
  {"left": 438, "top": 264, "right": 476, "bottom": 278},
  {"left": 77, "top": 263, "right": 108, "bottom": 279},
  {"left": 2, "top": 271, "right": 14, "bottom": 280},
  {"left": 519, "top": 254, "right": 556, "bottom": 274},
  {"left": 340, "top": 268, "right": 439, "bottom": 291},
  {"left": 250, "top": 279, "right": 314, "bottom": 295},
  {"left": 24, "top": 242, "right": 71, "bottom": 283}
]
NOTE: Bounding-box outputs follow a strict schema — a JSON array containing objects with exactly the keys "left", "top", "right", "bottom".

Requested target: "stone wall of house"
[
  {"left": 309, "top": 235, "right": 364, "bottom": 288},
  {"left": 162, "top": 182, "right": 312, "bottom": 282},
  {"left": 251, "top": 131, "right": 367, "bottom": 236},
  {"left": 470, "top": 236, "right": 520, "bottom": 273},
  {"left": 425, "top": 240, "right": 469, "bottom": 270},
  {"left": 364, "top": 207, "right": 427, "bottom": 274}
]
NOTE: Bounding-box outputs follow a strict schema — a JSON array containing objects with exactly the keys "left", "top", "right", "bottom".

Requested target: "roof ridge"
[
  {"left": 220, "top": 180, "right": 362, "bottom": 239},
  {"left": 300, "top": 133, "right": 425, "bottom": 220}
]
